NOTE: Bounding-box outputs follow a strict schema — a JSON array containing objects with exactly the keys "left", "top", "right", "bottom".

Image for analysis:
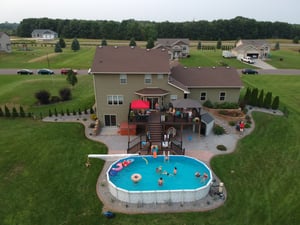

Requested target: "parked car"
[
  {"left": 242, "top": 68, "right": 258, "bottom": 75},
  {"left": 17, "top": 69, "right": 34, "bottom": 75},
  {"left": 37, "top": 69, "right": 54, "bottom": 75},
  {"left": 241, "top": 56, "right": 254, "bottom": 64},
  {"left": 60, "top": 68, "right": 78, "bottom": 75}
]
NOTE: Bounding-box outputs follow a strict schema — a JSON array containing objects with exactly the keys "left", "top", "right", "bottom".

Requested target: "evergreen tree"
[
  {"left": 4, "top": 105, "right": 11, "bottom": 117},
  {"left": 101, "top": 38, "right": 107, "bottom": 46},
  {"left": 54, "top": 108, "right": 58, "bottom": 117},
  {"left": 243, "top": 87, "right": 252, "bottom": 105},
  {"left": 12, "top": 107, "right": 19, "bottom": 118},
  {"left": 274, "top": 42, "right": 280, "bottom": 50},
  {"left": 271, "top": 96, "right": 280, "bottom": 110},
  {"left": 197, "top": 41, "right": 202, "bottom": 50},
  {"left": 129, "top": 37, "right": 136, "bottom": 47},
  {"left": 49, "top": 109, "right": 52, "bottom": 117},
  {"left": 19, "top": 106, "right": 25, "bottom": 117},
  {"left": 293, "top": 36, "right": 299, "bottom": 44},
  {"left": 71, "top": 38, "right": 80, "bottom": 51},
  {"left": 54, "top": 42, "right": 62, "bottom": 53},
  {"left": 66, "top": 70, "right": 78, "bottom": 87},
  {"left": 257, "top": 89, "right": 264, "bottom": 107},
  {"left": 216, "top": 38, "right": 222, "bottom": 49},
  {"left": 66, "top": 108, "right": 70, "bottom": 116},
  {"left": 146, "top": 37, "right": 154, "bottom": 49},
  {"left": 59, "top": 37, "right": 66, "bottom": 48},
  {"left": 250, "top": 88, "right": 259, "bottom": 106},
  {"left": 0, "top": 107, "right": 3, "bottom": 117},
  {"left": 264, "top": 92, "right": 272, "bottom": 109}
]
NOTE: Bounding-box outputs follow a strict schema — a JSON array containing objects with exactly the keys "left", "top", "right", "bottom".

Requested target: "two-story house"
[
  {"left": 154, "top": 38, "right": 190, "bottom": 60},
  {"left": 0, "top": 32, "right": 12, "bottom": 53},
  {"left": 91, "top": 46, "right": 243, "bottom": 128}
]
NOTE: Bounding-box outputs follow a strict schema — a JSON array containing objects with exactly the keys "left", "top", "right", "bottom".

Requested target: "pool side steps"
[{"left": 88, "top": 154, "right": 139, "bottom": 161}]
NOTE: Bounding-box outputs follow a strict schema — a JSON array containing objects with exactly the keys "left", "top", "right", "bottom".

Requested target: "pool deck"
[{"left": 43, "top": 106, "right": 283, "bottom": 214}]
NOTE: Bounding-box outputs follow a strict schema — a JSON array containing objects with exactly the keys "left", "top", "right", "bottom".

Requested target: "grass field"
[
  {"left": 1, "top": 38, "right": 299, "bottom": 69},
  {"left": 0, "top": 75, "right": 299, "bottom": 225},
  {"left": 0, "top": 75, "right": 95, "bottom": 116}
]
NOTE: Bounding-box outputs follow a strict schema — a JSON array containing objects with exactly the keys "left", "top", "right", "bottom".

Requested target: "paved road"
[
  {"left": 1, "top": 68, "right": 300, "bottom": 75},
  {"left": 0, "top": 69, "right": 90, "bottom": 75}
]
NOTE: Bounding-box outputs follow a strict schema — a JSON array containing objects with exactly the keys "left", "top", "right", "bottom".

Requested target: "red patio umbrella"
[{"left": 130, "top": 99, "right": 150, "bottom": 109}]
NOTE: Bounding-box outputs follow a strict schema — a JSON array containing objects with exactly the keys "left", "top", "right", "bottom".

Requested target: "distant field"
[{"left": 1, "top": 38, "right": 299, "bottom": 69}]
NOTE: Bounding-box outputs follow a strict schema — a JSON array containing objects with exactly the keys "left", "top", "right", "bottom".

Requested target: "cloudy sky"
[{"left": 2, "top": 0, "right": 299, "bottom": 24}]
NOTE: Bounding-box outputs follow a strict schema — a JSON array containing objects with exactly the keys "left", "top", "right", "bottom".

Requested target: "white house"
[
  {"left": 0, "top": 32, "right": 12, "bottom": 53},
  {"left": 31, "top": 29, "right": 58, "bottom": 40}
]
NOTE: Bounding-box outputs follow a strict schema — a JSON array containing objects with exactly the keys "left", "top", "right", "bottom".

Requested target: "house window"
[
  {"left": 144, "top": 74, "right": 152, "bottom": 84},
  {"left": 157, "top": 74, "right": 163, "bottom": 79},
  {"left": 219, "top": 92, "right": 226, "bottom": 101},
  {"left": 170, "top": 95, "right": 177, "bottom": 101},
  {"left": 104, "top": 115, "right": 117, "bottom": 126},
  {"left": 107, "top": 95, "right": 124, "bottom": 105},
  {"left": 200, "top": 92, "right": 207, "bottom": 101},
  {"left": 120, "top": 74, "right": 127, "bottom": 84}
]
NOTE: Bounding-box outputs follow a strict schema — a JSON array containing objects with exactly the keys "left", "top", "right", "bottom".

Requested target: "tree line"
[{"left": 15, "top": 16, "right": 300, "bottom": 41}]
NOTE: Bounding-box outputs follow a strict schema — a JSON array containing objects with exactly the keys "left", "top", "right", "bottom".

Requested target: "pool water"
[{"left": 108, "top": 155, "right": 211, "bottom": 191}]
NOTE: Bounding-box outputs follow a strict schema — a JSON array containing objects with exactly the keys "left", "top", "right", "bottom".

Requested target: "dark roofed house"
[
  {"left": 91, "top": 45, "right": 243, "bottom": 146},
  {"left": 0, "top": 32, "right": 11, "bottom": 53},
  {"left": 31, "top": 29, "right": 58, "bottom": 40},
  {"left": 154, "top": 38, "right": 190, "bottom": 60}
]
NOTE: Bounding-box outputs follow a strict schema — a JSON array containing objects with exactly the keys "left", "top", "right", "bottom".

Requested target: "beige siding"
[
  {"left": 189, "top": 88, "right": 241, "bottom": 103},
  {"left": 93, "top": 73, "right": 184, "bottom": 125}
]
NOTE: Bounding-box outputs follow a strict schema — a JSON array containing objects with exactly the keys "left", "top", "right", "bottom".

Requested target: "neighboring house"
[
  {"left": 31, "top": 29, "right": 58, "bottom": 40},
  {"left": 231, "top": 39, "right": 270, "bottom": 59},
  {"left": 0, "top": 32, "right": 12, "bottom": 53},
  {"left": 154, "top": 38, "right": 190, "bottom": 60},
  {"left": 91, "top": 46, "right": 243, "bottom": 128}
]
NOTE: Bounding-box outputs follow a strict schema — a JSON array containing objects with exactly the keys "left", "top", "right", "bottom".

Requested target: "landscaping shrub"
[
  {"left": 245, "top": 123, "right": 251, "bottom": 128},
  {"left": 84, "top": 108, "right": 88, "bottom": 114},
  {"left": 78, "top": 108, "right": 82, "bottom": 115},
  {"left": 54, "top": 108, "right": 58, "bottom": 117},
  {"left": 0, "top": 107, "right": 3, "bottom": 117},
  {"left": 66, "top": 109, "right": 70, "bottom": 116},
  {"left": 35, "top": 90, "right": 50, "bottom": 105},
  {"left": 72, "top": 109, "right": 76, "bottom": 115},
  {"left": 90, "top": 107, "right": 95, "bottom": 114},
  {"left": 60, "top": 109, "right": 64, "bottom": 116},
  {"left": 19, "top": 106, "right": 26, "bottom": 117},
  {"left": 51, "top": 96, "right": 61, "bottom": 103},
  {"left": 229, "top": 121, "right": 236, "bottom": 126},
  {"left": 4, "top": 105, "right": 11, "bottom": 117},
  {"left": 49, "top": 109, "right": 52, "bottom": 117},
  {"left": 59, "top": 88, "right": 72, "bottom": 101},
  {"left": 214, "top": 102, "right": 239, "bottom": 109},
  {"left": 217, "top": 144, "right": 227, "bottom": 151},
  {"left": 245, "top": 115, "right": 252, "bottom": 124},
  {"left": 203, "top": 100, "right": 214, "bottom": 108},
  {"left": 213, "top": 124, "right": 225, "bottom": 135},
  {"left": 12, "top": 107, "right": 18, "bottom": 118}
]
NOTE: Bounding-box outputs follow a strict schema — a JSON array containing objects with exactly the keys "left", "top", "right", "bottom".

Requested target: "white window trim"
[
  {"left": 170, "top": 95, "right": 177, "bottom": 101},
  {"left": 144, "top": 74, "right": 152, "bottom": 84},
  {"left": 107, "top": 95, "right": 124, "bottom": 105},
  {"left": 219, "top": 91, "right": 226, "bottom": 101},
  {"left": 200, "top": 92, "right": 207, "bottom": 101},
  {"left": 120, "top": 74, "right": 127, "bottom": 84}
]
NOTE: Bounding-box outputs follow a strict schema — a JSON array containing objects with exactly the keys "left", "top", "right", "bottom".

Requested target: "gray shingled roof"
[
  {"left": 91, "top": 46, "right": 170, "bottom": 74},
  {"left": 156, "top": 38, "right": 190, "bottom": 47},
  {"left": 170, "top": 65, "right": 243, "bottom": 88}
]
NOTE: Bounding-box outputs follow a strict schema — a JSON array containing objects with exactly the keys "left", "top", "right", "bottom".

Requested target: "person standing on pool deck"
[
  {"left": 173, "top": 167, "right": 177, "bottom": 175},
  {"left": 158, "top": 177, "right": 163, "bottom": 186}
]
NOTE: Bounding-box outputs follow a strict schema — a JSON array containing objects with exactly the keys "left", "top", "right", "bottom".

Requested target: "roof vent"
[
  {"left": 162, "top": 48, "right": 166, "bottom": 51},
  {"left": 198, "top": 66, "right": 201, "bottom": 69},
  {"left": 226, "top": 66, "right": 230, "bottom": 69},
  {"left": 131, "top": 46, "right": 135, "bottom": 49},
  {"left": 184, "top": 66, "right": 187, "bottom": 69},
  {"left": 212, "top": 66, "right": 216, "bottom": 69},
  {"left": 146, "top": 48, "right": 150, "bottom": 51},
  {"left": 114, "top": 46, "right": 118, "bottom": 49},
  {"left": 99, "top": 45, "right": 103, "bottom": 48}
]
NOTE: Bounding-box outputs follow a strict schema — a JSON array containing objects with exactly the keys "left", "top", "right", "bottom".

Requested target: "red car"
[{"left": 60, "top": 68, "right": 77, "bottom": 75}]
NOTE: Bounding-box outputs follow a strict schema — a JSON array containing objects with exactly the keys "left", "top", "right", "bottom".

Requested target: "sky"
[{"left": 1, "top": 0, "right": 300, "bottom": 24}]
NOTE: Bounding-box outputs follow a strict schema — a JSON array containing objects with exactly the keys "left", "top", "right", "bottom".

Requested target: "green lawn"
[
  {"left": 0, "top": 75, "right": 299, "bottom": 225},
  {"left": 0, "top": 75, "right": 95, "bottom": 116},
  {"left": 267, "top": 49, "right": 300, "bottom": 69}
]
